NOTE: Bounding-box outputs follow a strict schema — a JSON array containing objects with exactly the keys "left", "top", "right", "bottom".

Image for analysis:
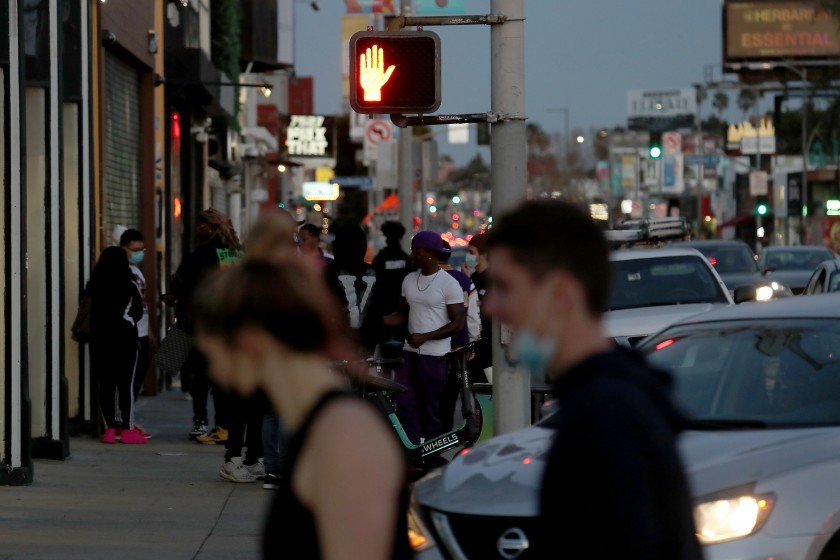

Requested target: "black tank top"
[{"left": 263, "top": 390, "right": 412, "bottom": 559}]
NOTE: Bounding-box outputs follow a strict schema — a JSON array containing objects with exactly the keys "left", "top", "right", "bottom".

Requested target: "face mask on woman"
[{"left": 465, "top": 253, "right": 478, "bottom": 269}]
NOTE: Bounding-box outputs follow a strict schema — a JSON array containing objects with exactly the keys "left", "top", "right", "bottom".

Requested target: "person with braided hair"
[{"left": 170, "top": 208, "right": 244, "bottom": 442}]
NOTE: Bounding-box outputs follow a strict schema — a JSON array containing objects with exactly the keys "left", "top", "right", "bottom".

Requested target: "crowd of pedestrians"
[{"left": 77, "top": 200, "right": 701, "bottom": 559}]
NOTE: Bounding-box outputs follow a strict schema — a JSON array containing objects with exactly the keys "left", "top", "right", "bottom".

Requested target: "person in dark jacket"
[
  {"left": 326, "top": 224, "right": 378, "bottom": 353},
  {"left": 89, "top": 246, "right": 145, "bottom": 444},
  {"left": 171, "top": 208, "right": 242, "bottom": 442},
  {"left": 485, "top": 200, "right": 703, "bottom": 560},
  {"left": 369, "top": 221, "right": 411, "bottom": 350}
]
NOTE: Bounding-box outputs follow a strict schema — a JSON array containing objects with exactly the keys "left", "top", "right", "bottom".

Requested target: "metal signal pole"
[
  {"left": 397, "top": 0, "right": 414, "bottom": 250},
  {"left": 490, "top": 0, "right": 529, "bottom": 434}
]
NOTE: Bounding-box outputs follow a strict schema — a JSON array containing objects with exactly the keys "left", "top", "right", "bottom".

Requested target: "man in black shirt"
[{"left": 485, "top": 201, "right": 702, "bottom": 559}]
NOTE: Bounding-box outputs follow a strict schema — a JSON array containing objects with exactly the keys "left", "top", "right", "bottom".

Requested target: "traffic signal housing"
[
  {"left": 756, "top": 196, "right": 769, "bottom": 216},
  {"left": 349, "top": 31, "right": 441, "bottom": 115},
  {"left": 649, "top": 131, "right": 662, "bottom": 159}
]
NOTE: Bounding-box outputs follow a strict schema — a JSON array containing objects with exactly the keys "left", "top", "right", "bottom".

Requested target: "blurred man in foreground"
[{"left": 485, "top": 200, "right": 702, "bottom": 559}]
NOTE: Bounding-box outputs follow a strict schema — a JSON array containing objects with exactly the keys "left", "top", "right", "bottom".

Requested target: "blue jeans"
[{"left": 262, "top": 411, "right": 287, "bottom": 476}]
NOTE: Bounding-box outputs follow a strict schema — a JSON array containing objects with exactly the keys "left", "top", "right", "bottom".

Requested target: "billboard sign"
[
  {"left": 725, "top": 2, "right": 840, "bottom": 62},
  {"left": 627, "top": 89, "right": 696, "bottom": 132}
]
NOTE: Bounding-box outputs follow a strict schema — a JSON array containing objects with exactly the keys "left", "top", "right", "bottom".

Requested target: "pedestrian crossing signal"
[{"left": 349, "top": 31, "right": 441, "bottom": 114}]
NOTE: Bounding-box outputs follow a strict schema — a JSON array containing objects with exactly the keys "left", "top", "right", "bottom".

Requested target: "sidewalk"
[{"left": 0, "top": 388, "right": 272, "bottom": 560}]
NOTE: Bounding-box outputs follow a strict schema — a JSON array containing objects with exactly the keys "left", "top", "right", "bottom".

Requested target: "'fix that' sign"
[{"left": 285, "top": 115, "right": 336, "bottom": 158}]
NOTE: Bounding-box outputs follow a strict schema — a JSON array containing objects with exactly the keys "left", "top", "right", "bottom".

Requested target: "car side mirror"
[
  {"left": 733, "top": 285, "right": 757, "bottom": 304},
  {"left": 762, "top": 266, "right": 776, "bottom": 274}
]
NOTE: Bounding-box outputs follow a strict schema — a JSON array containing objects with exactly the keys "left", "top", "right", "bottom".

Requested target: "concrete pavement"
[{"left": 0, "top": 388, "right": 272, "bottom": 560}]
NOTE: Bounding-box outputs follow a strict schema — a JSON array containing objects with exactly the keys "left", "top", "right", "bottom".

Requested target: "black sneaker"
[
  {"left": 189, "top": 421, "right": 208, "bottom": 440},
  {"left": 263, "top": 473, "right": 282, "bottom": 490}
]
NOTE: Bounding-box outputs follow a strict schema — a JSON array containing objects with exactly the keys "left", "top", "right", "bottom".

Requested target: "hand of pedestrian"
[
  {"left": 406, "top": 333, "right": 427, "bottom": 349},
  {"left": 467, "top": 351, "right": 475, "bottom": 362}
]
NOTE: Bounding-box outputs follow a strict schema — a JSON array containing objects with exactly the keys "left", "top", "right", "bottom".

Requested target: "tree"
[
  {"left": 712, "top": 91, "right": 729, "bottom": 120},
  {"left": 737, "top": 88, "right": 759, "bottom": 121},
  {"left": 693, "top": 83, "right": 707, "bottom": 109}
]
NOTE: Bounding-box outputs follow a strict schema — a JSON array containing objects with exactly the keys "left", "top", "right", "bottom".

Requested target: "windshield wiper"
[{"left": 688, "top": 419, "right": 767, "bottom": 430}]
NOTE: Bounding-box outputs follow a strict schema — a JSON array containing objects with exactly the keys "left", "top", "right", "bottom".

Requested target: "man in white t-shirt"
[{"left": 384, "top": 231, "right": 465, "bottom": 444}]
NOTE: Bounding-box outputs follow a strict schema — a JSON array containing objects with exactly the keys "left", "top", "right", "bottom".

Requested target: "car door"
[{"left": 804, "top": 267, "right": 827, "bottom": 295}]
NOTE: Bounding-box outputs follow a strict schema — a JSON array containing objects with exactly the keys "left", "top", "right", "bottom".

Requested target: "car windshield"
[
  {"left": 692, "top": 245, "right": 758, "bottom": 274},
  {"left": 644, "top": 319, "right": 840, "bottom": 427},
  {"left": 763, "top": 249, "right": 834, "bottom": 271},
  {"left": 608, "top": 255, "right": 729, "bottom": 310}
]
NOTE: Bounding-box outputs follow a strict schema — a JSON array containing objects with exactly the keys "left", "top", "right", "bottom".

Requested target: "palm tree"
[
  {"left": 712, "top": 91, "right": 729, "bottom": 120},
  {"left": 693, "top": 83, "right": 707, "bottom": 110},
  {"left": 737, "top": 88, "right": 759, "bottom": 121}
]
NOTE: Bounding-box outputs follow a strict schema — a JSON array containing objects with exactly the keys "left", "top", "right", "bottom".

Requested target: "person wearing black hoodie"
[
  {"left": 485, "top": 201, "right": 702, "bottom": 560},
  {"left": 171, "top": 208, "right": 243, "bottom": 442}
]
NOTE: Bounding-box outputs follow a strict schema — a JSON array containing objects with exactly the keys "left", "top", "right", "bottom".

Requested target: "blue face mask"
[
  {"left": 130, "top": 250, "right": 145, "bottom": 265},
  {"left": 465, "top": 253, "right": 478, "bottom": 268},
  {"left": 511, "top": 329, "right": 556, "bottom": 383}
]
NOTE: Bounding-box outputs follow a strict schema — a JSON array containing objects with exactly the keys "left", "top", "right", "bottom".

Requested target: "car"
[
  {"left": 758, "top": 245, "right": 838, "bottom": 294},
  {"left": 605, "top": 247, "right": 737, "bottom": 347},
  {"left": 411, "top": 294, "right": 840, "bottom": 560},
  {"left": 802, "top": 259, "right": 840, "bottom": 296},
  {"left": 670, "top": 239, "right": 791, "bottom": 300}
]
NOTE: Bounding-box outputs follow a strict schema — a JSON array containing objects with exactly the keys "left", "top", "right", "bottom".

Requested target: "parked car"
[
  {"left": 671, "top": 239, "right": 791, "bottom": 300},
  {"left": 411, "top": 294, "right": 840, "bottom": 560},
  {"left": 758, "top": 245, "right": 838, "bottom": 294},
  {"left": 802, "top": 259, "right": 840, "bottom": 296},
  {"left": 605, "top": 247, "right": 737, "bottom": 347}
]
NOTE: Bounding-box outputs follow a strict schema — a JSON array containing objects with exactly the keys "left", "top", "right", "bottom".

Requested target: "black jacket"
[
  {"left": 172, "top": 237, "right": 237, "bottom": 332},
  {"left": 536, "top": 347, "right": 703, "bottom": 559}
]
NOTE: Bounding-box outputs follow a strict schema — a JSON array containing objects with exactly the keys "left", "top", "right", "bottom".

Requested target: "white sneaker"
[
  {"left": 245, "top": 460, "right": 265, "bottom": 480},
  {"left": 219, "top": 457, "right": 257, "bottom": 483}
]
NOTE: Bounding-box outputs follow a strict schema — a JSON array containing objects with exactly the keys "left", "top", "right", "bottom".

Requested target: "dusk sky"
[{"left": 295, "top": 1, "right": 730, "bottom": 164}]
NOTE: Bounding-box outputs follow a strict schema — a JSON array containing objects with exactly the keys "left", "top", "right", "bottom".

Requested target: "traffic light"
[
  {"left": 756, "top": 196, "right": 769, "bottom": 216},
  {"left": 649, "top": 131, "right": 662, "bottom": 159},
  {"left": 349, "top": 31, "right": 441, "bottom": 114}
]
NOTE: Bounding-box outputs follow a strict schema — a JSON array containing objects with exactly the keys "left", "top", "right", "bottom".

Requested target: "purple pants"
[{"left": 394, "top": 351, "right": 450, "bottom": 444}]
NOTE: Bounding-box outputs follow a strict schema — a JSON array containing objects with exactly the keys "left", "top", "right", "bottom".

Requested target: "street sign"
[
  {"left": 364, "top": 119, "right": 394, "bottom": 163},
  {"left": 749, "top": 171, "right": 769, "bottom": 196},
  {"left": 332, "top": 176, "right": 374, "bottom": 190},
  {"left": 684, "top": 154, "right": 720, "bottom": 166}
]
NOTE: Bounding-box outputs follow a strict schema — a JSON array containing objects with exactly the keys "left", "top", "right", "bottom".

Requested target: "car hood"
[
  {"left": 414, "top": 425, "right": 840, "bottom": 517},
  {"left": 605, "top": 303, "right": 724, "bottom": 341},
  {"left": 413, "top": 424, "right": 554, "bottom": 516},
  {"left": 763, "top": 269, "right": 812, "bottom": 289},
  {"left": 681, "top": 427, "right": 840, "bottom": 496},
  {"left": 716, "top": 271, "right": 768, "bottom": 290}
]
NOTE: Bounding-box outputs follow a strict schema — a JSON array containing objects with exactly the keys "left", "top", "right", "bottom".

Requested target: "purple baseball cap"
[{"left": 412, "top": 230, "right": 450, "bottom": 254}]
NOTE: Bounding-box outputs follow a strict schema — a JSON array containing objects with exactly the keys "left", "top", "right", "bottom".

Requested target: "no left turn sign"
[{"left": 364, "top": 120, "right": 394, "bottom": 162}]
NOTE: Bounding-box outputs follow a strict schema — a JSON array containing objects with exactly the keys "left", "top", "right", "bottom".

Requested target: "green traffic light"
[
  {"left": 649, "top": 146, "right": 662, "bottom": 159},
  {"left": 757, "top": 204, "right": 768, "bottom": 216}
]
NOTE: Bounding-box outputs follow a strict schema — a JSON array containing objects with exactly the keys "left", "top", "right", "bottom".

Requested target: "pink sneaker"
[
  {"left": 119, "top": 429, "right": 148, "bottom": 444},
  {"left": 101, "top": 428, "right": 117, "bottom": 444}
]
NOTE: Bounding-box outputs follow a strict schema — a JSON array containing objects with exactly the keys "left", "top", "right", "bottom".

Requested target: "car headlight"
[
  {"left": 694, "top": 494, "right": 775, "bottom": 544},
  {"left": 755, "top": 286, "right": 774, "bottom": 301},
  {"left": 407, "top": 503, "right": 434, "bottom": 552}
]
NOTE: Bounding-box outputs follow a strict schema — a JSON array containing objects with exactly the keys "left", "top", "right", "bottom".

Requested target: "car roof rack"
[{"left": 605, "top": 217, "right": 690, "bottom": 248}]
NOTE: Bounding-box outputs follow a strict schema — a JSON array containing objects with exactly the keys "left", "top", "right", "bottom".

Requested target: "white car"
[
  {"left": 606, "top": 247, "right": 740, "bottom": 346},
  {"left": 411, "top": 294, "right": 840, "bottom": 560}
]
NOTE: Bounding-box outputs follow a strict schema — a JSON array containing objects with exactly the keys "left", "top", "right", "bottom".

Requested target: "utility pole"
[
  {"left": 397, "top": 0, "right": 414, "bottom": 250},
  {"left": 491, "top": 0, "right": 529, "bottom": 434}
]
